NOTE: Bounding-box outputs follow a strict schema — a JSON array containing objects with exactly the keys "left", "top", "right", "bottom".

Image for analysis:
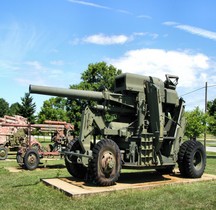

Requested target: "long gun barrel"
[{"left": 29, "top": 85, "right": 104, "bottom": 101}]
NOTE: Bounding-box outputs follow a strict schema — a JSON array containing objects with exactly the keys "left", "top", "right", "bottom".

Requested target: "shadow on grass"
[
  {"left": 207, "top": 155, "right": 216, "bottom": 159},
  {"left": 13, "top": 180, "right": 40, "bottom": 188},
  {"left": 38, "top": 164, "right": 65, "bottom": 169},
  {"left": 118, "top": 171, "right": 171, "bottom": 184},
  {"left": 64, "top": 170, "right": 171, "bottom": 187}
]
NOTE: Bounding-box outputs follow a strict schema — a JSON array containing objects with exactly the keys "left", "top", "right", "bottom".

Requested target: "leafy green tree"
[
  {"left": 66, "top": 62, "right": 122, "bottom": 134},
  {"left": 207, "top": 114, "right": 216, "bottom": 136},
  {"left": 18, "top": 93, "right": 36, "bottom": 123},
  {"left": 0, "top": 98, "right": 9, "bottom": 117},
  {"left": 80, "top": 61, "right": 121, "bottom": 91},
  {"left": 37, "top": 97, "right": 69, "bottom": 123},
  {"left": 185, "top": 107, "right": 207, "bottom": 139},
  {"left": 207, "top": 99, "right": 216, "bottom": 136},
  {"left": 9, "top": 102, "right": 20, "bottom": 116},
  {"left": 207, "top": 99, "right": 216, "bottom": 116}
]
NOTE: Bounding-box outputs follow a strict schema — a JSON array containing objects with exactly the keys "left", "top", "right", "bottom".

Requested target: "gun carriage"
[{"left": 30, "top": 73, "right": 206, "bottom": 185}]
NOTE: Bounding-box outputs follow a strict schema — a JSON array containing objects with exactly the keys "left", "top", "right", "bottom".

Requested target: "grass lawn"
[{"left": 0, "top": 152, "right": 216, "bottom": 210}]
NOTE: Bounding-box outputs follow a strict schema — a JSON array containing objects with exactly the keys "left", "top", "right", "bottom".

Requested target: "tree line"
[
  {"left": 0, "top": 93, "right": 36, "bottom": 122},
  {"left": 1, "top": 61, "right": 216, "bottom": 139}
]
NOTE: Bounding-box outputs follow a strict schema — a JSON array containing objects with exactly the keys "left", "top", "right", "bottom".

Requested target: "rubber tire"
[
  {"left": 64, "top": 139, "right": 87, "bottom": 179},
  {"left": 0, "top": 147, "right": 8, "bottom": 160},
  {"left": 91, "top": 139, "right": 121, "bottom": 186},
  {"left": 184, "top": 141, "right": 206, "bottom": 178},
  {"left": 16, "top": 152, "right": 24, "bottom": 167},
  {"left": 23, "top": 149, "right": 40, "bottom": 170},
  {"left": 178, "top": 140, "right": 206, "bottom": 178},
  {"left": 178, "top": 140, "right": 193, "bottom": 176}
]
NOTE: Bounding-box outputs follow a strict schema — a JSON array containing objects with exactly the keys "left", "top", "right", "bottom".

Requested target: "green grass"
[
  {"left": 197, "top": 135, "right": 216, "bottom": 147},
  {"left": 205, "top": 152, "right": 216, "bottom": 175},
  {"left": 0, "top": 152, "right": 216, "bottom": 210}
]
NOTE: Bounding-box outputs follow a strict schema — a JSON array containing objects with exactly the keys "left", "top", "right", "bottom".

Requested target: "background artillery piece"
[
  {"left": 0, "top": 118, "right": 74, "bottom": 170},
  {"left": 0, "top": 115, "right": 27, "bottom": 160},
  {"left": 15, "top": 121, "right": 74, "bottom": 170}
]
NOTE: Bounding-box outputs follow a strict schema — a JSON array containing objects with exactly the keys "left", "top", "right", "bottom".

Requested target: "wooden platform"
[{"left": 41, "top": 171, "right": 216, "bottom": 197}]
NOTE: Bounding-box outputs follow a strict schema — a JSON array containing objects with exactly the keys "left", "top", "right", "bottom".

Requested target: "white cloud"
[
  {"left": 67, "top": 0, "right": 132, "bottom": 15},
  {"left": 83, "top": 34, "right": 130, "bottom": 45},
  {"left": 163, "top": 21, "right": 178, "bottom": 26},
  {"left": 68, "top": 0, "right": 111, "bottom": 10},
  {"left": 175, "top": 25, "right": 216, "bottom": 41},
  {"left": 116, "top": 9, "right": 133, "bottom": 15},
  {"left": 163, "top": 21, "right": 216, "bottom": 41},
  {"left": 137, "top": 15, "right": 152, "bottom": 19},
  {"left": 133, "top": 32, "right": 147, "bottom": 36},
  {"left": 107, "top": 48, "right": 211, "bottom": 88},
  {"left": 71, "top": 32, "right": 157, "bottom": 46}
]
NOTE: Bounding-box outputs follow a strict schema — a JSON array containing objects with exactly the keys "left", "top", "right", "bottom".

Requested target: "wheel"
[
  {"left": 16, "top": 152, "right": 24, "bottom": 167},
  {"left": 177, "top": 140, "right": 194, "bottom": 176},
  {"left": 23, "top": 149, "right": 40, "bottom": 170},
  {"left": 64, "top": 138, "right": 87, "bottom": 179},
  {"left": 184, "top": 141, "right": 206, "bottom": 178},
  {"left": 178, "top": 141, "right": 206, "bottom": 178},
  {"left": 0, "top": 147, "right": 8, "bottom": 160},
  {"left": 91, "top": 139, "right": 121, "bottom": 186}
]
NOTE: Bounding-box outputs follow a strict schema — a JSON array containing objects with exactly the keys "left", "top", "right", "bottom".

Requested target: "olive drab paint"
[{"left": 30, "top": 73, "right": 206, "bottom": 186}]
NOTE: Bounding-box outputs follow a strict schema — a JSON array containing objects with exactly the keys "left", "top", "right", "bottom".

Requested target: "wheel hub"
[
  {"left": 193, "top": 151, "right": 202, "bottom": 170},
  {"left": 28, "top": 154, "right": 36, "bottom": 165},
  {"left": 0, "top": 149, "right": 6, "bottom": 158},
  {"left": 101, "top": 151, "right": 115, "bottom": 173}
]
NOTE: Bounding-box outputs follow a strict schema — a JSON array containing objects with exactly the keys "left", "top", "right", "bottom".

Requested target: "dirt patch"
[
  {"left": 41, "top": 171, "right": 216, "bottom": 197},
  {"left": 5, "top": 167, "right": 24, "bottom": 173}
]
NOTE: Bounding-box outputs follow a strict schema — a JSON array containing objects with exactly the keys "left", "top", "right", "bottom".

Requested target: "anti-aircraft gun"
[{"left": 29, "top": 73, "right": 206, "bottom": 186}]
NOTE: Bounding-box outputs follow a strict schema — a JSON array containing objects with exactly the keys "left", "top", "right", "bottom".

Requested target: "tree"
[
  {"left": 37, "top": 97, "right": 69, "bottom": 123},
  {"left": 207, "top": 99, "right": 216, "bottom": 136},
  {"left": 207, "top": 99, "right": 216, "bottom": 116},
  {"left": 0, "top": 98, "right": 9, "bottom": 117},
  {"left": 80, "top": 62, "right": 121, "bottom": 91},
  {"left": 184, "top": 107, "right": 207, "bottom": 139},
  {"left": 66, "top": 62, "right": 122, "bottom": 134},
  {"left": 207, "top": 114, "right": 216, "bottom": 136},
  {"left": 18, "top": 93, "right": 36, "bottom": 123},
  {"left": 9, "top": 102, "right": 20, "bottom": 116}
]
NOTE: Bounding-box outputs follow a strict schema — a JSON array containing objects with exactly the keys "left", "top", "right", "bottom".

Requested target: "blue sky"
[{"left": 1, "top": 0, "right": 216, "bottom": 113}]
